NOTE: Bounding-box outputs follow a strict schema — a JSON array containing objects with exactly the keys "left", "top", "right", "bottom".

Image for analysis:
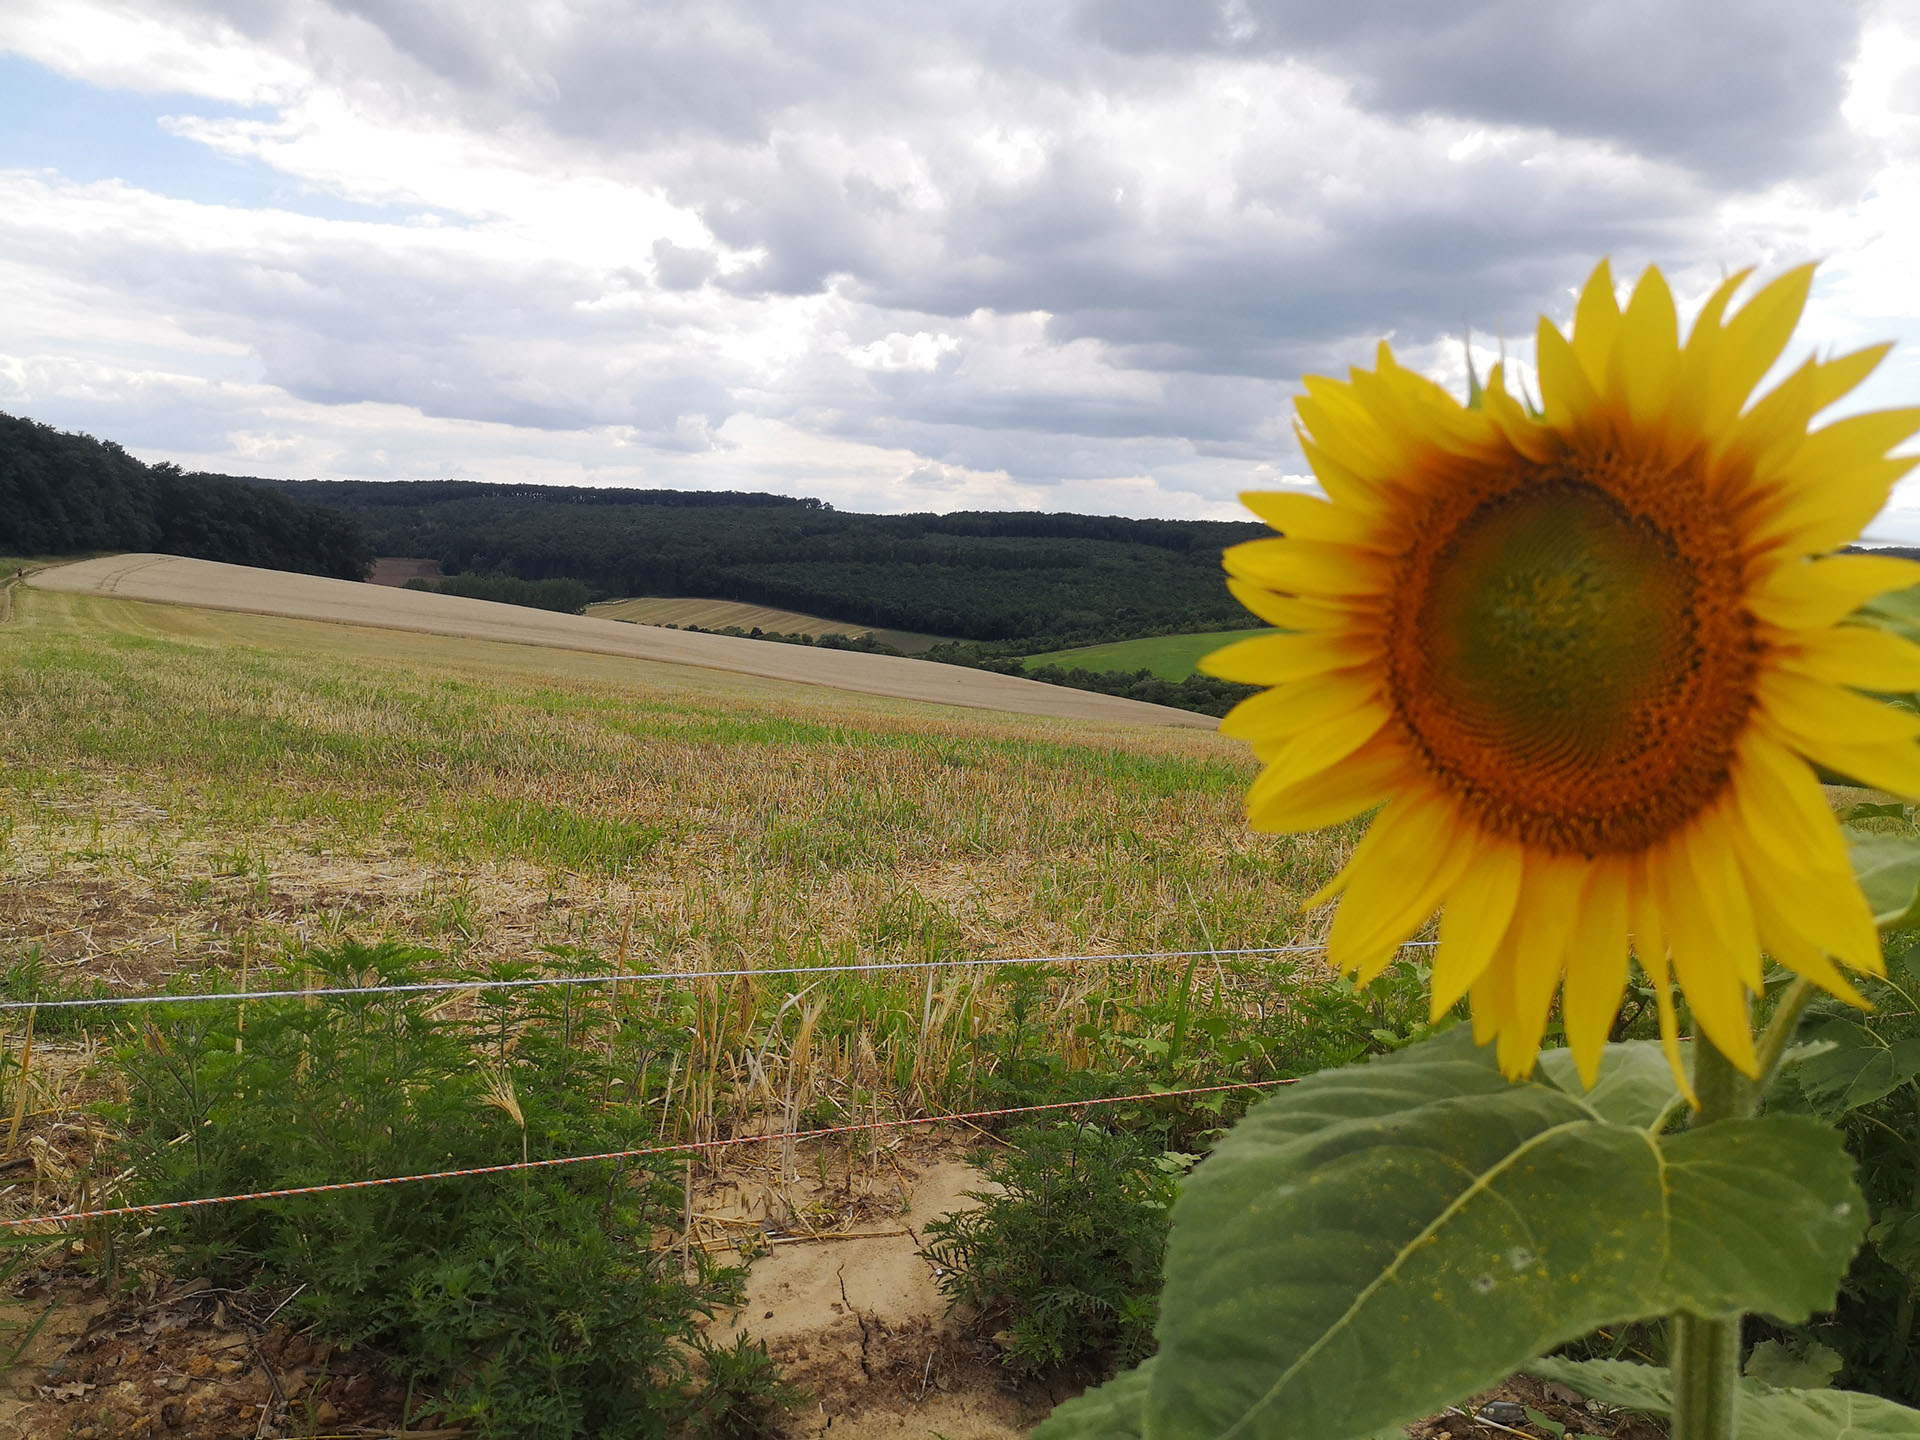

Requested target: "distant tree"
[
  {"left": 0, "top": 412, "right": 373, "bottom": 580},
  {"left": 270, "top": 478, "right": 1267, "bottom": 644}
]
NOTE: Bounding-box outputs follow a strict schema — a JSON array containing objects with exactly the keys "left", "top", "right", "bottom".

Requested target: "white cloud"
[{"left": 2, "top": 0, "right": 1920, "bottom": 531}]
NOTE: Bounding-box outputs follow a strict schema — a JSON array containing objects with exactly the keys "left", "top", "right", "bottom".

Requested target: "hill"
[
  {"left": 0, "top": 412, "right": 373, "bottom": 580},
  {"left": 271, "top": 478, "right": 1265, "bottom": 644},
  {"left": 31, "top": 553, "right": 1213, "bottom": 727}
]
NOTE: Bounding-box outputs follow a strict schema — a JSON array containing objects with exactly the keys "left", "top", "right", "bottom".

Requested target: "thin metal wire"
[
  {"left": 0, "top": 1075, "right": 1297, "bottom": 1231},
  {"left": 0, "top": 942, "right": 1436, "bottom": 1014}
]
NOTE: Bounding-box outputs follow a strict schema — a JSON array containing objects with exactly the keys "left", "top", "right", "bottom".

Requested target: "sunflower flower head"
[{"left": 1206, "top": 261, "right": 1920, "bottom": 1092}]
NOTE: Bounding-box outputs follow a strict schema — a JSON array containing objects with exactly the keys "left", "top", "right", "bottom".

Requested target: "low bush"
[
  {"left": 110, "top": 940, "right": 792, "bottom": 1439},
  {"left": 921, "top": 1120, "right": 1182, "bottom": 1374}
]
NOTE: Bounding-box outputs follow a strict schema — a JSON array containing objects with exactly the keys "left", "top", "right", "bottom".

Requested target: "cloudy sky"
[{"left": 6, "top": 1, "right": 1920, "bottom": 529}]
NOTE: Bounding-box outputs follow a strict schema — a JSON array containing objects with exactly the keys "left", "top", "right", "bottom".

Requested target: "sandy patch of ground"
[
  {"left": 700, "top": 1137, "right": 1060, "bottom": 1440},
  {"left": 32, "top": 556, "right": 1212, "bottom": 729}
]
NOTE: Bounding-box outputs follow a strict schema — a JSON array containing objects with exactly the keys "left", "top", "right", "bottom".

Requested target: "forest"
[
  {"left": 0, "top": 413, "right": 373, "bottom": 580},
  {"left": 274, "top": 478, "right": 1267, "bottom": 643}
]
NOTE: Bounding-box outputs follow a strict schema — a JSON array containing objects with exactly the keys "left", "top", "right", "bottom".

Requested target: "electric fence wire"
[
  {"left": 0, "top": 940, "right": 1438, "bottom": 1014},
  {"left": 0, "top": 1075, "right": 1300, "bottom": 1232}
]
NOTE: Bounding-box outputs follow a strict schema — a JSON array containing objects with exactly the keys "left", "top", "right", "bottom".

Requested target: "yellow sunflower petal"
[
  {"left": 1614, "top": 266, "right": 1681, "bottom": 432},
  {"left": 1198, "top": 628, "right": 1375, "bottom": 684},
  {"left": 1779, "top": 623, "right": 1920, "bottom": 693},
  {"left": 1325, "top": 789, "right": 1472, "bottom": 982},
  {"left": 1430, "top": 833, "right": 1526, "bottom": 1018},
  {"left": 1222, "top": 536, "right": 1391, "bottom": 600},
  {"left": 1677, "top": 810, "right": 1763, "bottom": 991},
  {"left": 1243, "top": 700, "right": 1393, "bottom": 807},
  {"left": 1629, "top": 860, "right": 1696, "bottom": 1107},
  {"left": 1746, "top": 554, "right": 1920, "bottom": 630},
  {"left": 1480, "top": 366, "right": 1559, "bottom": 462},
  {"left": 1468, "top": 949, "right": 1508, "bottom": 1047},
  {"left": 1731, "top": 826, "right": 1872, "bottom": 1005},
  {"left": 1571, "top": 258, "right": 1622, "bottom": 389},
  {"left": 1680, "top": 268, "right": 1753, "bottom": 368},
  {"left": 1245, "top": 731, "right": 1411, "bottom": 835},
  {"left": 1706, "top": 263, "right": 1815, "bottom": 428},
  {"left": 1561, "top": 861, "right": 1631, "bottom": 1089},
  {"left": 1297, "top": 376, "right": 1403, "bottom": 479},
  {"left": 1724, "top": 357, "right": 1821, "bottom": 474},
  {"left": 1650, "top": 834, "right": 1759, "bottom": 1076},
  {"left": 1240, "top": 490, "right": 1388, "bottom": 550},
  {"left": 1756, "top": 666, "right": 1920, "bottom": 746},
  {"left": 1497, "top": 853, "right": 1587, "bottom": 1079},
  {"left": 1811, "top": 342, "right": 1894, "bottom": 414},
  {"left": 1219, "top": 667, "right": 1378, "bottom": 740},
  {"left": 1536, "top": 315, "right": 1600, "bottom": 432},
  {"left": 1297, "top": 431, "right": 1393, "bottom": 515},
  {"left": 1757, "top": 671, "right": 1920, "bottom": 797},
  {"left": 1223, "top": 577, "right": 1360, "bottom": 632}
]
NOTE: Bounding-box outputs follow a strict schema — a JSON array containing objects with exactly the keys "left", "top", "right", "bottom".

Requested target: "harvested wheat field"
[
  {"left": 0, "top": 578, "right": 1597, "bottom": 1440},
  {"left": 587, "top": 595, "right": 945, "bottom": 653},
  {"left": 34, "top": 554, "right": 1204, "bottom": 727}
]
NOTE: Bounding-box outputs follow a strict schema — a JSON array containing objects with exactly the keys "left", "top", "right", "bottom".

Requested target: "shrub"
[
  {"left": 110, "top": 940, "right": 788, "bottom": 1439},
  {"left": 920, "top": 1120, "right": 1181, "bottom": 1374}
]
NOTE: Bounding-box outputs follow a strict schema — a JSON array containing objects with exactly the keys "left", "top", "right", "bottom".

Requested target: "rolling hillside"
[{"left": 272, "top": 478, "right": 1265, "bottom": 644}]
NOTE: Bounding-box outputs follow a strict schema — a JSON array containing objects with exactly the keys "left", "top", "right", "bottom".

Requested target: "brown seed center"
[{"left": 1385, "top": 444, "right": 1757, "bottom": 854}]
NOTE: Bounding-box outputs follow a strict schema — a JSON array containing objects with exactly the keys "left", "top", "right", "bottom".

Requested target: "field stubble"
[
  {"left": 0, "top": 584, "right": 1396, "bottom": 1435},
  {"left": 0, "top": 585, "right": 1376, "bottom": 1182}
]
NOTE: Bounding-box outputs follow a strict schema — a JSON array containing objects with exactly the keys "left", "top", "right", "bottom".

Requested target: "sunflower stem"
[
  {"left": 1752, "top": 976, "right": 1818, "bottom": 1095},
  {"left": 1670, "top": 1035, "right": 1749, "bottom": 1440}
]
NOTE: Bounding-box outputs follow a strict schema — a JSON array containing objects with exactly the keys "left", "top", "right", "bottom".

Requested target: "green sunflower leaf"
[
  {"left": 1033, "top": 1360, "right": 1152, "bottom": 1440},
  {"left": 1794, "top": 1014, "right": 1920, "bottom": 1116},
  {"left": 1144, "top": 1030, "right": 1867, "bottom": 1440},
  {"left": 1527, "top": 1358, "right": 1920, "bottom": 1439},
  {"left": 1845, "top": 828, "right": 1920, "bottom": 930},
  {"left": 1744, "top": 1337, "right": 1844, "bottom": 1390},
  {"left": 1861, "top": 584, "right": 1920, "bottom": 647}
]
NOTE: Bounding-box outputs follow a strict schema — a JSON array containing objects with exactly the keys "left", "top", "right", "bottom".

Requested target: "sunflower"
[{"left": 1204, "top": 260, "right": 1920, "bottom": 1090}]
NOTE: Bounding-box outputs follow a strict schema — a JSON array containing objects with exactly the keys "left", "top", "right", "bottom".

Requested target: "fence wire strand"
[
  {"left": 0, "top": 941, "right": 1437, "bottom": 1014},
  {"left": 0, "top": 1076, "right": 1299, "bottom": 1232}
]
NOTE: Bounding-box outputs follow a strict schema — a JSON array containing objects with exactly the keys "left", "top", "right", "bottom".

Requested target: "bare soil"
[
  {"left": 0, "top": 1133, "right": 1671, "bottom": 1439},
  {"left": 31, "top": 556, "right": 1212, "bottom": 729},
  {"left": 366, "top": 558, "right": 443, "bottom": 587}
]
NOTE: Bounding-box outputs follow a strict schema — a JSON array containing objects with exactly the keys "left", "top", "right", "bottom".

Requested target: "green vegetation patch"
[{"left": 1024, "top": 629, "right": 1278, "bottom": 681}]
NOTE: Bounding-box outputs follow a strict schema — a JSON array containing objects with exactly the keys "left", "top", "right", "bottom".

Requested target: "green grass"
[
  {"left": 1024, "top": 628, "right": 1275, "bottom": 680},
  {"left": 0, "top": 587, "right": 1382, "bottom": 1128},
  {"left": 0, "top": 579, "right": 1440, "bottom": 1431}
]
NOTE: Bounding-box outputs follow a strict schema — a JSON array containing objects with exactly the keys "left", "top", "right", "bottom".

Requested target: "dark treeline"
[
  {"left": 0, "top": 413, "right": 373, "bottom": 580},
  {"left": 274, "top": 478, "right": 1266, "bottom": 643}
]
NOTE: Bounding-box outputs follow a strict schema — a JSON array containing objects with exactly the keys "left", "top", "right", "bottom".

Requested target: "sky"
[{"left": 6, "top": 2, "right": 1920, "bottom": 531}]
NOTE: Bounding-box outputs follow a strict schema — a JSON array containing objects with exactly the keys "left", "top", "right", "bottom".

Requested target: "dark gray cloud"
[
  {"left": 1078, "top": 0, "right": 1869, "bottom": 186},
  {"left": 1, "top": 0, "right": 1894, "bottom": 517}
]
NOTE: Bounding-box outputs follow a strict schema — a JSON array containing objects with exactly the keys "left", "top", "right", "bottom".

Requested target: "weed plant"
[
  {"left": 922, "top": 1120, "right": 1182, "bottom": 1373},
  {"left": 1765, "top": 922, "right": 1920, "bottom": 1401},
  {"left": 111, "top": 940, "right": 786, "bottom": 1439}
]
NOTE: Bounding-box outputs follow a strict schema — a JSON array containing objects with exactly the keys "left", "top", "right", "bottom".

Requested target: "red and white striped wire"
[{"left": 0, "top": 1076, "right": 1299, "bottom": 1232}]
